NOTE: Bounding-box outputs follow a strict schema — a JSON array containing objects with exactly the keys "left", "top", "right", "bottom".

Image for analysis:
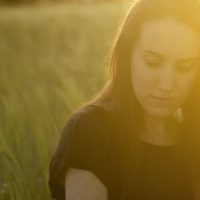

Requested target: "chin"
[{"left": 146, "top": 107, "right": 176, "bottom": 118}]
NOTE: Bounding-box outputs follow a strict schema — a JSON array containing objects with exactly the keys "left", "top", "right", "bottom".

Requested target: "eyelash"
[
  {"left": 145, "top": 60, "right": 194, "bottom": 73},
  {"left": 145, "top": 60, "right": 161, "bottom": 68},
  {"left": 176, "top": 63, "right": 194, "bottom": 73}
]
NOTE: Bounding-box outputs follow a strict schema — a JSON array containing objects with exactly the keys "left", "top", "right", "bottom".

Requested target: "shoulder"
[
  {"left": 49, "top": 104, "right": 121, "bottom": 200},
  {"left": 63, "top": 104, "right": 110, "bottom": 133},
  {"left": 49, "top": 104, "right": 112, "bottom": 200},
  {"left": 71, "top": 104, "right": 108, "bottom": 120},
  {"left": 59, "top": 104, "right": 111, "bottom": 150}
]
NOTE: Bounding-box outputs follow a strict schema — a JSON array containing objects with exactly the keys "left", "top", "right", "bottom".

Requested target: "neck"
[{"left": 138, "top": 110, "right": 182, "bottom": 145}]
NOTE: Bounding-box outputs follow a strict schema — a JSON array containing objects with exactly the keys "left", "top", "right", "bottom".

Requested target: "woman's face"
[{"left": 131, "top": 18, "right": 200, "bottom": 118}]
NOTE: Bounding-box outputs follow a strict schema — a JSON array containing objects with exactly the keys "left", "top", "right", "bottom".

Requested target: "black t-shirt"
[{"left": 48, "top": 104, "right": 195, "bottom": 200}]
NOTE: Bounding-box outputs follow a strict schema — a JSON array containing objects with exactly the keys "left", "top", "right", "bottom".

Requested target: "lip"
[
  {"left": 151, "top": 96, "right": 175, "bottom": 101},
  {"left": 150, "top": 95, "right": 176, "bottom": 106}
]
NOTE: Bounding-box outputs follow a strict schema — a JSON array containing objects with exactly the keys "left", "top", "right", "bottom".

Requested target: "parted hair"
[{"left": 83, "top": 0, "right": 200, "bottom": 196}]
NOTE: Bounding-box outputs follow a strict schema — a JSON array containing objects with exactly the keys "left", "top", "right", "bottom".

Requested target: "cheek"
[
  {"left": 131, "top": 51, "right": 158, "bottom": 87},
  {"left": 177, "top": 73, "right": 197, "bottom": 102},
  {"left": 131, "top": 64, "right": 155, "bottom": 102},
  {"left": 131, "top": 59, "right": 156, "bottom": 90}
]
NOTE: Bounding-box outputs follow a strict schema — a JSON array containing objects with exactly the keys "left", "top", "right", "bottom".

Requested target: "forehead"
[{"left": 134, "top": 18, "right": 200, "bottom": 59}]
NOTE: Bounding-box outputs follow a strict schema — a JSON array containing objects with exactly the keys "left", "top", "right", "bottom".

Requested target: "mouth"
[
  {"left": 151, "top": 96, "right": 175, "bottom": 101},
  {"left": 150, "top": 95, "right": 176, "bottom": 106}
]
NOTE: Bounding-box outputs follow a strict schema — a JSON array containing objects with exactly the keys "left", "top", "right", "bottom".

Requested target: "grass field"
[{"left": 0, "top": 3, "right": 123, "bottom": 199}]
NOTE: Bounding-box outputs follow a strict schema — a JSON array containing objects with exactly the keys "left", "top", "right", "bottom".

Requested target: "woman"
[{"left": 49, "top": 0, "right": 200, "bottom": 199}]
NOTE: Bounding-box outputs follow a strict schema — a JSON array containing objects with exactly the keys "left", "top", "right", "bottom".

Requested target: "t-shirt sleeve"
[{"left": 48, "top": 107, "right": 110, "bottom": 200}]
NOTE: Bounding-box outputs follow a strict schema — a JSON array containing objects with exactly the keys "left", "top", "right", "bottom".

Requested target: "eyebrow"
[
  {"left": 143, "top": 50, "right": 165, "bottom": 59},
  {"left": 177, "top": 58, "right": 198, "bottom": 63},
  {"left": 143, "top": 50, "right": 198, "bottom": 62}
]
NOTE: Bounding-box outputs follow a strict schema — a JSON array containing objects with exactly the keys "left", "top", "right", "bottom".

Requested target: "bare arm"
[{"left": 65, "top": 168, "right": 108, "bottom": 200}]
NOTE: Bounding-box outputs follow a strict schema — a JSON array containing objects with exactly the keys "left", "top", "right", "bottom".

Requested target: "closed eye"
[
  {"left": 176, "top": 61, "right": 197, "bottom": 73},
  {"left": 144, "top": 57, "right": 162, "bottom": 68},
  {"left": 143, "top": 51, "right": 164, "bottom": 68}
]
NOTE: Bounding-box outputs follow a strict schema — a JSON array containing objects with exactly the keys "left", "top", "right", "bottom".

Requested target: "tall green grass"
[{"left": 0, "top": 3, "right": 123, "bottom": 199}]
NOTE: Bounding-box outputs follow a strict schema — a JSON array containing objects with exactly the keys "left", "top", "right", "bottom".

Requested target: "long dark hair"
[{"left": 85, "top": 0, "right": 200, "bottom": 196}]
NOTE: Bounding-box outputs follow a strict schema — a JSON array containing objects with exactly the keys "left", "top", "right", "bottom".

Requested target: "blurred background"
[{"left": 0, "top": 0, "right": 131, "bottom": 199}]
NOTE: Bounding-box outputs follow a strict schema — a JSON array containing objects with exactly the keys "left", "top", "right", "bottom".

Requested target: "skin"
[
  {"left": 65, "top": 168, "right": 108, "bottom": 200},
  {"left": 131, "top": 18, "right": 200, "bottom": 145},
  {"left": 64, "top": 18, "right": 200, "bottom": 200}
]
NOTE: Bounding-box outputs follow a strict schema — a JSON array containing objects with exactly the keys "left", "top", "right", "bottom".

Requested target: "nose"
[{"left": 158, "top": 65, "right": 175, "bottom": 93}]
